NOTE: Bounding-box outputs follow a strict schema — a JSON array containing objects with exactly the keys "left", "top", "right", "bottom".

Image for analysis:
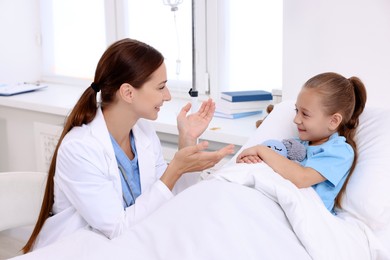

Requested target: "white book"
[
  {"left": 216, "top": 99, "right": 271, "bottom": 114},
  {"left": 214, "top": 110, "right": 263, "bottom": 119},
  {"left": 215, "top": 106, "right": 264, "bottom": 115},
  {"left": 0, "top": 83, "right": 47, "bottom": 96}
]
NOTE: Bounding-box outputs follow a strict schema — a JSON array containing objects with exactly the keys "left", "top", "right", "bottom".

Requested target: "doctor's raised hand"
[
  {"left": 23, "top": 38, "right": 234, "bottom": 253},
  {"left": 176, "top": 98, "right": 215, "bottom": 148}
]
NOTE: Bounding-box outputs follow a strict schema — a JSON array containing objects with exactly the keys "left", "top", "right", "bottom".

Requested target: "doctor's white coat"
[{"left": 34, "top": 107, "right": 174, "bottom": 249}]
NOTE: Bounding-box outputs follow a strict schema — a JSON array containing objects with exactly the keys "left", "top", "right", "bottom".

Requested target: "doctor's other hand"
[
  {"left": 176, "top": 98, "right": 215, "bottom": 148},
  {"left": 161, "top": 141, "right": 235, "bottom": 190}
]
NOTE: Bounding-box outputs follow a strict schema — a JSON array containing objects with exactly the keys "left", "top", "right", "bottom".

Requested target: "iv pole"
[
  {"left": 163, "top": 0, "right": 197, "bottom": 113},
  {"left": 188, "top": 0, "right": 198, "bottom": 113}
]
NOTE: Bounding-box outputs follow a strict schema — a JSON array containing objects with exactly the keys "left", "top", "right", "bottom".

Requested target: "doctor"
[{"left": 23, "top": 38, "right": 234, "bottom": 252}]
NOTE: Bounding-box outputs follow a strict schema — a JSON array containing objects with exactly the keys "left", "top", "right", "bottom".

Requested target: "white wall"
[
  {"left": 0, "top": 0, "right": 41, "bottom": 83},
  {"left": 283, "top": 0, "right": 390, "bottom": 108}
]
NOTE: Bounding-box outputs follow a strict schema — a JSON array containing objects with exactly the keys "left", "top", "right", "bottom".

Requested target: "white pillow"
[
  {"left": 230, "top": 100, "right": 390, "bottom": 249},
  {"left": 230, "top": 100, "right": 297, "bottom": 160},
  {"left": 342, "top": 106, "right": 390, "bottom": 249}
]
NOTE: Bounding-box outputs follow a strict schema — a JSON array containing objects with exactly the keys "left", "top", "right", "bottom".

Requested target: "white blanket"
[
  {"left": 15, "top": 163, "right": 382, "bottom": 260},
  {"left": 211, "top": 162, "right": 383, "bottom": 259}
]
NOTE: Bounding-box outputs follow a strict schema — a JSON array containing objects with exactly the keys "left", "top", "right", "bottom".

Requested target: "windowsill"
[
  {"left": 0, "top": 83, "right": 84, "bottom": 116},
  {"left": 0, "top": 83, "right": 265, "bottom": 146}
]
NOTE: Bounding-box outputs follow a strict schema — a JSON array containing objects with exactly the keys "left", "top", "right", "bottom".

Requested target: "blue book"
[
  {"left": 214, "top": 110, "right": 262, "bottom": 119},
  {"left": 221, "top": 90, "right": 273, "bottom": 102}
]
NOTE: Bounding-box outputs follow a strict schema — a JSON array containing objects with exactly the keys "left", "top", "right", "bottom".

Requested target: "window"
[
  {"left": 40, "top": 0, "right": 107, "bottom": 84},
  {"left": 39, "top": 0, "right": 282, "bottom": 97},
  {"left": 211, "top": 0, "right": 283, "bottom": 94},
  {"left": 124, "top": 0, "right": 193, "bottom": 93}
]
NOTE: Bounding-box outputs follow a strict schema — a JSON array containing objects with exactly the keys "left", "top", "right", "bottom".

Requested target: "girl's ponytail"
[{"left": 335, "top": 76, "right": 367, "bottom": 208}]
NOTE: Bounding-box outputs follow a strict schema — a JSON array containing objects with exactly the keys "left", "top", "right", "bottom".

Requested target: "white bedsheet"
[
  {"left": 14, "top": 162, "right": 387, "bottom": 260},
  {"left": 211, "top": 163, "right": 386, "bottom": 259}
]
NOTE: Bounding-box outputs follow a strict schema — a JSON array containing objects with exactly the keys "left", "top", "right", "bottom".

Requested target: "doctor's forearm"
[
  {"left": 178, "top": 134, "right": 197, "bottom": 149},
  {"left": 160, "top": 162, "right": 183, "bottom": 190}
]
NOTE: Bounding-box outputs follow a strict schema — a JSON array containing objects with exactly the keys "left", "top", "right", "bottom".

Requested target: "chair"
[{"left": 0, "top": 172, "right": 47, "bottom": 259}]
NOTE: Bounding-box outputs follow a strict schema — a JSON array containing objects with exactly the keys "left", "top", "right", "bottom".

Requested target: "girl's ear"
[
  {"left": 118, "top": 83, "right": 134, "bottom": 103},
  {"left": 329, "top": 113, "right": 343, "bottom": 131}
]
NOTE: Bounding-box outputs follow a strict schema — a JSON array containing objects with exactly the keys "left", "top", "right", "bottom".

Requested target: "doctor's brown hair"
[
  {"left": 23, "top": 38, "right": 164, "bottom": 253},
  {"left": 302, "top": 72, "right": 367, "bottom": 209}
]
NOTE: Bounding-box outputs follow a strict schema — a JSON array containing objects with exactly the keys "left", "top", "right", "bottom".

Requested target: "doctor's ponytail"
[{"left": 22, "top": 83, "right": 100, "bottom": 253}]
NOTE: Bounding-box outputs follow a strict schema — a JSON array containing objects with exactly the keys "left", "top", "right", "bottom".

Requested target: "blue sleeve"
[{"left": 304, "top": 142, "right": 354, "bottom": 187}]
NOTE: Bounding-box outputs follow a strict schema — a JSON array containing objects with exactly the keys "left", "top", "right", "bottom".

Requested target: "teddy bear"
[
  {"left": 261, "top": 138, "right": 306, "bottom": 162},
  {"left": 255, "top": 103, "right": 306, "bottom": 162},
  {"left": 256, "top": 104, "right": 274, "bottom": 128}
]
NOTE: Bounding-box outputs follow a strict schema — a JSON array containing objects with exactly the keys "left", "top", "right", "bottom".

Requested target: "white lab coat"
[{"left": 34, "top": 107, "right": 174, "bottom": 249}]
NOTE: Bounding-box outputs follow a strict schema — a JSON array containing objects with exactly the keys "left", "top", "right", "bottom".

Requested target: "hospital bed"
[{"left": 12, "top": 100, "right": 390, "bottom": 260}]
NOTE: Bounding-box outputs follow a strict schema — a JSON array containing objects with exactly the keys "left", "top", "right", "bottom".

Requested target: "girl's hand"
[
  {"left": 236, "top": 146, "right": 263, "bottom": 163},
  {"left": 236, "top": 155, "right": 262, "bottom": 164},
  {"left": 176, "top": 99, "right": 215, "bottom": 148}
]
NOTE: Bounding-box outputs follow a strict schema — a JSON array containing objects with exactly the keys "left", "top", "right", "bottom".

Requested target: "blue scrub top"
[
  {"left": 110, "top": 131, "right": 141, "bottom": 208},
  {"left": 299, "top": 133, "right": 354, "bottom": 212}
]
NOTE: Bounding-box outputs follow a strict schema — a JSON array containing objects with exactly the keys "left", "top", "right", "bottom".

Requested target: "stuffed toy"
[
  {"left": 261, "top": 138, "right": 306, "bottom": 162},
  {"left": 256, "top": 104, "right": 274, "bottom": 128}
]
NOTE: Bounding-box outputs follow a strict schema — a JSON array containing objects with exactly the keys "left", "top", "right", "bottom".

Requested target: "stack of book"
[{"left": 215, "top": 90, "right": 273, "bottom": 119}]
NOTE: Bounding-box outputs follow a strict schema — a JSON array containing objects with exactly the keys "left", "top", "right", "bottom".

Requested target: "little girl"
[{"left": 236, "top": 72, "right": 367, "bottom": 213}]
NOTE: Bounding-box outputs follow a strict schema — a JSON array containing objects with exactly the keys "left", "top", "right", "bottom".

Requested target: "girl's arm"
[{"left": 237, "top": 145, "right": 325, "bottom": 188}]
